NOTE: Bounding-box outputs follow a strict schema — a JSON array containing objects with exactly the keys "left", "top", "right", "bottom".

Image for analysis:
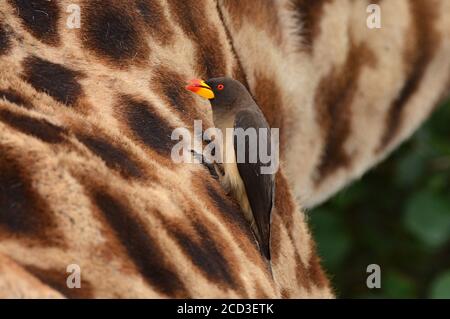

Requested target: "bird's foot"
[
  {"left": 190, "top": 150, "right": 219, "bottom": 179},
  {"left": 213, "top": 162, "right": 225, "bottom": 178}
]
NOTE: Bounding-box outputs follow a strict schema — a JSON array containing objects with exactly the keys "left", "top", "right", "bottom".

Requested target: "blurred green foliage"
[{"left": 309, "top": 98, "right": 450, "bottom": 298}]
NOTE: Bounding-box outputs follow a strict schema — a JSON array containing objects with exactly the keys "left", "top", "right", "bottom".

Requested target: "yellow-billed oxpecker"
[{"left": 186, "top": 77, "right": 276, "bottom": 260}]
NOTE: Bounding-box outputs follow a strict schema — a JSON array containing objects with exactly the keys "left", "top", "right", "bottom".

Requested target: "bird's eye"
[{"left": 217, "top": 84, "right": 224, "bottom": 90}]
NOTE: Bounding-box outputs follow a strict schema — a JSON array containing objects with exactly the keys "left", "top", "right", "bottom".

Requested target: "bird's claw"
[{"left": 190, "top": 150, "right": 219, "bottom": 179}]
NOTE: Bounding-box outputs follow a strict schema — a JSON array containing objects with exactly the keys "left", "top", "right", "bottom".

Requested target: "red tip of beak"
[{"left": 185, "top": 79, "right": 202, "bottom": 92}]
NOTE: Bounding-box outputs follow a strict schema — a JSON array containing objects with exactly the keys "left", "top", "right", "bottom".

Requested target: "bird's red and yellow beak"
[{"left": 185, "top": 79, "right": 215, "bottom": 99}]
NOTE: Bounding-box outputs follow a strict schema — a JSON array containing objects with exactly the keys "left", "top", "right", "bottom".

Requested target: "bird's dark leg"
[
  {"left": 190, "top": 150, "right": 219, "bottom": 179},
  {"left": 214, "top": 162, "right": 225, "bottom": 177}
]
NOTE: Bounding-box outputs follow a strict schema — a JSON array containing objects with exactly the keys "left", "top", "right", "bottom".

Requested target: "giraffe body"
[{"left": 0, "top": 0, "right": 449, "bottom": 298}]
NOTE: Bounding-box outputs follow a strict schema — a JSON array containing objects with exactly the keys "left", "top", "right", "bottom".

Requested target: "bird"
[{"left": 186, "top": 77, "right": 276, "bottom": 261}]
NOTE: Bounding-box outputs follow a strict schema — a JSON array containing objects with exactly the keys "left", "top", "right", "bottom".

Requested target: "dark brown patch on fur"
[
  {"left": 0, "top": 109, "right": 66, "bottom": 144},
  {"left": 291, "top": 0, "right": 332, "bottom": 52},
  {"left": 294, "top": 250, "right": 311, "bottom": 291},
  {"left": 232, "top": 64, "right": 249, "bottom": 92},
  {"left": 22, "top": 56, "right": 84, "bottom": 106},
  {"left": 8, "top": 0, "right": 60, "bottom": 45},
  {"left": 171, "top": 219, "right": 238, "bottom": 289},
  {"left": 167, "top": 0, "right": 226, "bottom": 78},
  {"left": 23, "top": 265, "right": 94, "bottom": 298},
  {"left": 0, "top": 89, "right": 33, "bottom": 109},
  {"left": 271, "top": 173, "right": 296, "bottom": 263},
  {"left": 119, "top": 95, "right": 174, "bottom": 156},
  {"left": 76, "top": 134, "right": 144, "bottom": 179},
  {"left": 152, "top": 66, "right": 205, "bottom": 122},
  {"left": 202, "top": 179, "right": 267, "bottom": 271},
  {"left": 274, "top": 173, "right": 295, "bottom": 237},
  {"left": 92, "top": 190, "right": 188, "bottom": 297},
  {"left": 206, "top": 183, "right": 253, "bottom": 238},
  {"left": 0, "top": 151, "right": 60, "bottom": 243},
  {"left": 253, "top": 74, "right": 285, "bottom": 153},
  {"left": 135, "top": 0, "right": 174, "bottom": 45},
  {"left": 315, "top": 43, "right": 376, "bottom": 181},
  {"left": 0, "top": 23, "right": 12, "bottom": 55},
  {"left": 82, "top": 1, "right": 149, "bottom": 67},
  {"left": 221, "top": 0, "right": 281, "bottom": 43},
  {"left": 273, "top": 172, "right": 329, "bottom": 289},
  {"left": 377, "top": 1, "right": 440, "bottom": 151},
  {"left": 270, "top": 215, "right": 283, "bottom": 263}
]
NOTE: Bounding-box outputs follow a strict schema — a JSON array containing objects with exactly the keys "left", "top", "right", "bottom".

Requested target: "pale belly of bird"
[{"left": 219, "top": 128, "right": 258, "bottom": 237}]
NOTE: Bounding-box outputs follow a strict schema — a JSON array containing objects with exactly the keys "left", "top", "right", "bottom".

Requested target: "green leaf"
[
  {"left": 309, "top": 209, "right": 351, "bottom": 270},
  {"left": 427, "top": 175, "right": 447, "bottom": 192},
  {"left": 430, "top": 271, "right": 450, "bottom": 298},
  {"left": 395, "top": 153, "right": 424, "bottom": 187},
  {"left": 404, "top": 191, "right": 450, "bottom": 247},
  {"left": 383, "top": 271, "right": 416, "bottom": 298}
]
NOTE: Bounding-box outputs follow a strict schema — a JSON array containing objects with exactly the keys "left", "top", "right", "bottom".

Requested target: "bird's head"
[{"left": 185, "top": 77, "right": 250, "bottom": 110}]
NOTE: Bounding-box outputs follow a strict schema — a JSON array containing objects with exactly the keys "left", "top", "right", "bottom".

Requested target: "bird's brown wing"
[{"left": 234, "top": 109, "right": 275, "bottom": 260}]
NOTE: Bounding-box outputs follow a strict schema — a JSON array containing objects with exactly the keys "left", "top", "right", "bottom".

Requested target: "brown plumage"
[{"left": 187, "top": 77, "right": 275, "bottom": 260}]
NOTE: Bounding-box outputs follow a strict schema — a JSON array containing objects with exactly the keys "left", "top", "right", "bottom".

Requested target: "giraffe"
[{"left": 0, "top": 0, "right": 449, "bottom": 298}]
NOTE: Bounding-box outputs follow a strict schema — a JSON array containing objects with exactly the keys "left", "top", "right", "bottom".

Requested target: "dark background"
[{"left": 309, "top": 98, "right": 450, "bottom": 298}]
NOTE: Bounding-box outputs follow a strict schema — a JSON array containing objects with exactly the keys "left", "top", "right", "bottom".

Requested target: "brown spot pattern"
[
  {"left": 22, "top": 56, "right": 84, "bottom": 107},
  {"left": 0, "top": 109, "right": 66, "bottom": 144},
  {"left": 171, "top": 219, "right": 238, "bottom": 289},
  {"left": 294, "top": 250, "right": 311, "bottom": 291},
  {"left": 167, "top": 0, "right": 226, "bottom": 79},
  {"left": 315, "top": 43, "right": 376, "bottom": 181},
  {"left": 0, "top": 89, "right": 33, "bottom": 109},
  {"left": 273, "top": 172, "right": 328, "bottom": 290},
  {"left": 307, "top": 245, "right": 329, "bottom": 289},
  {"left": 291, "top": 0, "right": 332, "bottom": 52},
  {"left": 253, "top": 74, "right": 285, "bottom": 153},
  {"left": 135, "top": 0, "right": 174, "bottom": 45},
  {"left": 119, "top": 95, "right": 174, "bottom": 156},
  {"left": 152, "top": 66, "right": 205, "bottom": 122},
  {"left": 271, "top": 173, "right": 296, "bottom": 263},
  {"left": 23, "top": 265, "right": 94, "bottom": 298},
  {"left": 0, "top": 151, "right": 60, "bottom": 244},
  {"left": 221, "top": 0, "right": 281, "bottom": 42},
  {"left": 8, "top": 0, "right": 60, "bottom": 45},
  {"left": 81, "top": 1, "right": 149, "bottom": 67},
  {"left": 206, "top": 183, "right": 253, "bottom": 238},
  {"left": 76, "top": 134, "right": 144, "bottom": 179},
  {"left": 91, "top": 190, "right": 189, "bottom": 297},
  {"left": 377, "top": 1, "right": 440, "bottom": 151},
  {"left": 0, "top": 23, "right": 12, "bottom": 55},
  {"left": 201, "top": 179, "right": 266, "bottom": 270}
]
